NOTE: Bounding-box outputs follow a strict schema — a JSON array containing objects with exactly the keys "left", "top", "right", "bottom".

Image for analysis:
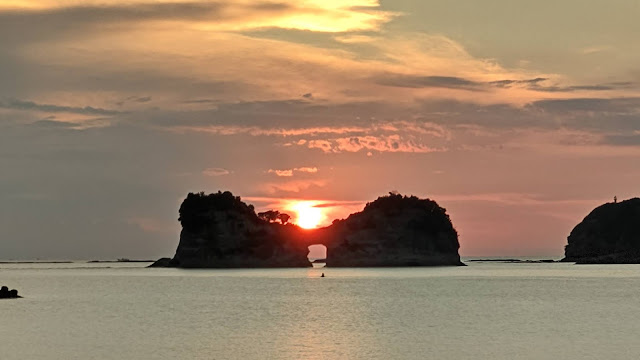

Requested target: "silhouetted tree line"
[{"left": 258, "top": 210, "right": 291, "bottom": 224}]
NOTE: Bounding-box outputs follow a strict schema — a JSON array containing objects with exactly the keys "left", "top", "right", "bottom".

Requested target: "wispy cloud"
[
  {"left": 1, "top": 0, "right": 396, "bottom": 33},
  {"left": 268, "top": 169, "right": 293, "bottom": 177},
  {"left": 295, "top": 167, "right": 318, "bottom": 173},
  {"left": 601, "top": 132, "right": 640, "bottom": 146},
  {"left": 116, "top": 95, "right": 152, "bottom": 106},
  {"left": 489, "top": 77, "right": 548, "bottom": 88},
  {"left": 377, "top": 74, "right": 631, "bottom": 94},
  {"left": 260, "top": 179, "right": 328, "bottom": 194},
  {"left": 305, "top": 135, "right": 444, "bottom": 154},
  {"left": 202, "top": 167, "right": 231, "bottom": 177},
  {"left": 170, "top": 119, "right": 449, "bottom": 139},
  {"left": 580, "top": 46, "right": 613, "bottom": 55},
  {"left": 529, "top": 97, "right": 640, "bottom": 113},
  {"left": 267, "top": 167, "right": 319, "bottom": 177},
  {"left": 375, "top": 74, "right": 485, "bottom": 91},
  {"left": 0, "top": 99, "right": 121, "bottom": 115}
]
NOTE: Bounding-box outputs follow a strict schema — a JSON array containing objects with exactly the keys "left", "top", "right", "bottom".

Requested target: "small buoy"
[{"left": 321, "top": 273, "right": 325, "bottom": 277}]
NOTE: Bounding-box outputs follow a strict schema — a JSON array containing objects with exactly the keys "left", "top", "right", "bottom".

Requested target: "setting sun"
[{"left": 292, "top": 201, "right": 324, "bottom": 229}]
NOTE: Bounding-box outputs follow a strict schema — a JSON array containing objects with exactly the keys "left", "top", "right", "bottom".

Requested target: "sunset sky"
[{"left": 1, "top": 0, "right": 639, "bottom": 259}]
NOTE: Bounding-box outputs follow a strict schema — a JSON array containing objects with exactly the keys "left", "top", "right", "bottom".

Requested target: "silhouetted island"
[
  {"left": 151, "top": 191, "right": 463, "bottom": 268},
  {"left": 0, "top": 286, "right": 21, "bottom": 299},
  {"left": 87, "top": 259, "right": 154, "bottom": 263},
  {"left": 562, "top": 198, "right": 640, "bottom": 264}
]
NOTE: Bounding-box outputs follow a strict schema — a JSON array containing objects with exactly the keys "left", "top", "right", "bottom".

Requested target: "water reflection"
[{"left": 274, "top": 270, "right": 381, "bottom": 359}]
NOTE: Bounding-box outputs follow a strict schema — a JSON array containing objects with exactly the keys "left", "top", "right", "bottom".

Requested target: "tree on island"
[
  {"left": 258, "top": 210, "right": 291, "bottom": 224},
  {"left": 258, "top": 210, "right": 279, "bottom": 222},
  {"left": 277, "top": 213, "right": 291, "bottom": 225}
]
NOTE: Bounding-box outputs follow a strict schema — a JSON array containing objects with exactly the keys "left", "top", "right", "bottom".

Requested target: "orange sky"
[{"left": 1, "top": 0, "right": 639, "bottom": 259}]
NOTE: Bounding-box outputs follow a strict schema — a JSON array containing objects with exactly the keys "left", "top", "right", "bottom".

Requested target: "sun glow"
[{"left": 292, "top": 201, "right": 324, "bottom": 229}]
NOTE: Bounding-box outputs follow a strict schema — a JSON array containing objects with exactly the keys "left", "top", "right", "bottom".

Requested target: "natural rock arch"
[{"left": 151, "top": 191, "right": 463, "bottom": 268}]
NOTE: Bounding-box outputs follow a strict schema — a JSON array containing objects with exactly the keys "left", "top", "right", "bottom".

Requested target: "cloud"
[
  {"left": 260, "top": 179, "right": 328, "bottom": 194},
  {"left": 334, "top": 34, "right": 377, "bottom": 43},
  {"left": 375, "top": 74, "right": 484, "bottom": 91},
  {"left": 3, "top": 20, "right": 553, "bottom": 110},
  {"left": 375, "top": 73, "right": 628, "bottom": 95},
  {"left": 268, "top": 167, "right": 319, "bottom": 177},
  {"left": 530, "top": 97, "right": 640, "bottom": 113},
  {"left": 524, "top": 82, "right": 635, "bottom": 93},
  {"left": 489, "top": 78, "right": 548, "bottom": 88},
  {"left": 377, "top": 74, "right": 631, "bottom": 94},
  {"left": 202, "top": 167, "right": 231, "bottom": 176},
  {"left": 0, "top": 0, "right": 395, "bottom": 35},
  {"left": 31, "top": 119, "right": 77, "bottom": 128},
  {"left": 580, "top": 46, "right": 613, "bottom": 55},
  {"left": 491, "top": 78, "right": 635, "bottom": 93},
  {"left": 305, "top": 135, "right": 443, "bottom": 154},
  {"left": 182, "top": 99, "right": 218, "bottom": 104},
  {"left": 268, "top": 169, "right": 294, "bottom": 177},
  {"left": 116, "top": 96, "right": 152, "bottom": 106},
  {"left": 174, "top": 124, "right": 369, "bottom": 137},
  {"left": 601, "top": 134, "right": 640, "bottom": 146},
  {"left": 157, "top": 99, "right": 451, "bottom": 139},
  {"left": 295, "top": 167, "right": 318, "bottom": 173},
  {"left": 108, "top": 94, "right": 640, "bottom": 154},
  {"left": 532, "top": 85, "right": 615, "bottom": 92},
  {"left": 0, "top": 99, "right": 122, "bottom": 115}
]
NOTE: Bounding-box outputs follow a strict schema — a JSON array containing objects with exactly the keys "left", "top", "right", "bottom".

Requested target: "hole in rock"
[{"left": 307, "top": 244, "right": 327, "bottom": 268}]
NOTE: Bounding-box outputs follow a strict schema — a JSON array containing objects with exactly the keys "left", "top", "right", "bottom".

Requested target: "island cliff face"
[
  {"left": 318, "top": 194, "right": 463, "bottom": 267},
  {"left": 161, "top": 191, "right": 311, "bottom": 268},
  {"left": 152, "top": 191, "right": 463, "bottom": 268},
  {"left": 562, "top": 198, "right": 640, "bottom": 264}
]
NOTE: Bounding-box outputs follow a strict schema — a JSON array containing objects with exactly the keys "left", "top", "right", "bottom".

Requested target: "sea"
[{"left": 2, "top": 259, "right": 640, "bottom": 360}]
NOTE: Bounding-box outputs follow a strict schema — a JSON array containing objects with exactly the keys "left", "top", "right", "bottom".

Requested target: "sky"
[{"left": 1, "top": 0, "right": 639, "bottom": 260}]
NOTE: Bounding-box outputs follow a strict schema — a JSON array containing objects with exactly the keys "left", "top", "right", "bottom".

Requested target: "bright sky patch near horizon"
[{"left": 1, "top": 0, "right": 639, "bottom": 259}]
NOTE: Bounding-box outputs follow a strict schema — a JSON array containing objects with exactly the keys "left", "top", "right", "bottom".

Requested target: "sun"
[{"left": 292, "top": 201, "right": 323, "bottom": 229}]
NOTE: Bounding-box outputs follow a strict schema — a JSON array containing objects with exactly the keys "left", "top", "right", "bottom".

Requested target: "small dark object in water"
[
  {"left": 0, "top": 285, "right": 21, "bottom": 299},
  {"left": 321, "top": 273, "right": 325, "bottom": 277}
]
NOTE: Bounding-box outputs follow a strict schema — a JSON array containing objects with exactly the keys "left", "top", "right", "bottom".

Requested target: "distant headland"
[
  {"left": 151, "top": 191, "right": 463, "bottom": 268},
  {"left": 562, "top": 198, "right": 640, "bottom": 264}
]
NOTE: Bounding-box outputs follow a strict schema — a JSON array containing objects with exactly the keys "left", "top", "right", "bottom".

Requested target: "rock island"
[
  {"left": 562, "top": 198, "right": 640, "bottom": 264},
  {"left": 151, "top": 191, "right": 463, "bottom": 268}
]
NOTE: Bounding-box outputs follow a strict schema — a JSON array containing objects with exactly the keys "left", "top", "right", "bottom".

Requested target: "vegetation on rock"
[
  {"left": 323, "top": 192, "right": 462, "bottom": 267},
  {"left": 153, "top": 191, "right": 463, "bottom": 268}
]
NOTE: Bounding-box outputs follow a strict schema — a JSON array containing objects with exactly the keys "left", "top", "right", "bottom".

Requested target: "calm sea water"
[{"left": 2, "top": 260, "right": 640, "bottom": 360}]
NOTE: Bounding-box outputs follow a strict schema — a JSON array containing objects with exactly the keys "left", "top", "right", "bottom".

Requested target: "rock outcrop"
[
  {"left": 318, "top": 193, "right": 463, "bottom": 267},
  {"left": 152, "top": 191, "right": 463, "bottom": 268},
  {"left": 562, "top": 198, "right": 640, "bottom": 264},
  {"left": 0, "top": 286, "right": 21, "bottom": 299},
  {"left": 156, "top": 191, "right": 311, "bottom": 268}
]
